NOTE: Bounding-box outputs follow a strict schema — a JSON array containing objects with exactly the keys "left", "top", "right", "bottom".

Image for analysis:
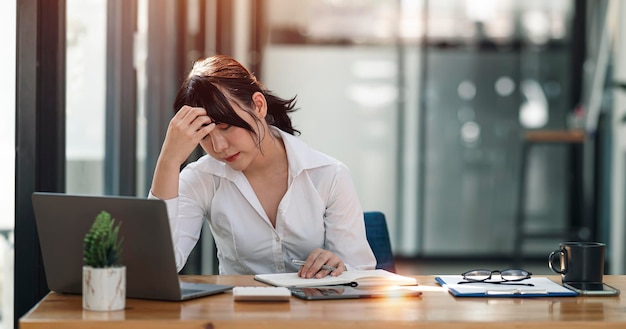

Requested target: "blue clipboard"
[{"left": 435, "top": 275, "right": 578, "bottom": 297}]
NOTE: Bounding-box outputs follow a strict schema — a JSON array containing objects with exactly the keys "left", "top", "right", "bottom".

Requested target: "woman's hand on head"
[
  {"left": 160, "top": 106, "right": 215, "bottom": 166},
  {"left": 297, "top": 248, "right": 347, "bottom": 279},
  {"left": 151, "top": 106, "right": 214, "bottom": 200}
]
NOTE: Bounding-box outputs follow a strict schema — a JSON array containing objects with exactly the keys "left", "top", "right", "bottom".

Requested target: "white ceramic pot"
[{"left": 82, "top": 266, "right": 126, "bottom": 311}]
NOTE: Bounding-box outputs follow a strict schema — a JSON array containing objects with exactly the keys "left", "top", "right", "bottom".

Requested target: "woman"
[{"left": 150, "top": 55, "right": 375, "bottom": 278}]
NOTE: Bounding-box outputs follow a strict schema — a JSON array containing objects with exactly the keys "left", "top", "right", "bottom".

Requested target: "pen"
[
  {"left": 486, "top": 289, "right": 548, "bottom": 295},
  {"left": 291, "top": 258, "right": 337, "bottom": 271}
]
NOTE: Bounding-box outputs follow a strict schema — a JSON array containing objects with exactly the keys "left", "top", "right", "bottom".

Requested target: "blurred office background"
[{"left": 4, "top": 0, "right": 626, "bottom": 328}]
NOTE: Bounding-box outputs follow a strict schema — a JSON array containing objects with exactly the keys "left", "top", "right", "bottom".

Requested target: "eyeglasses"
[{"left": 461, "top": 269, "right": 532, "bottom": 284}]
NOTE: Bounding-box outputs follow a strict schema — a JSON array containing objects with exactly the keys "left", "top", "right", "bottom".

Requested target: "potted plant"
[{"left": 82, "top": 210, "right": 126, "bottom": 311}]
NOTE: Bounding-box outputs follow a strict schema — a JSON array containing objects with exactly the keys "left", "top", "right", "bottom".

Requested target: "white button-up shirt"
[{"left": 151, "top": 127, "right": 376, "bottom": 274}]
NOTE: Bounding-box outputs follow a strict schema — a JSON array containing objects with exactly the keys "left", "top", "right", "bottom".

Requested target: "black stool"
[{"left": 513, "top": 129, "right": 586, "bottom": 266}]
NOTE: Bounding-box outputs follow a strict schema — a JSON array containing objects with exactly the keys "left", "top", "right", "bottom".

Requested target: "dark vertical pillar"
[
  {"left": 215, "top": 0, "right": 233, "bottom": 55},
  {"left": 144, "top": 0, "right": 181, "bottom": 193},
  {"left": 105, "top": 0, "right": 138, "bottom": 196},
  {"left": 248, "top": 0, "right": 264, "bottom": 78},
  {"left": 15, "top": 0, "right": 66, "bottom": 326}
]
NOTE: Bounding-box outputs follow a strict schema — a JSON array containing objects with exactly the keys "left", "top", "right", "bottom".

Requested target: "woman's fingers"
[
  {"left": 175, "top": 106, "right": 213, "bottom": 137},
  {"left": 299, "top": 249, "right": 346, "bottom": 278},
  {"left": 161, "top": 106, "right": 214, "bottom": 165}
]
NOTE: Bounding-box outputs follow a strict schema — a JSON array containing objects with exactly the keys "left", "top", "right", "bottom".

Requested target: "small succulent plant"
[{"left": 83, "top": 211, "right": 124, "bottom": 268}]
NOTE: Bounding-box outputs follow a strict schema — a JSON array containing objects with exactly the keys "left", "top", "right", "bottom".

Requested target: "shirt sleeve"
[
  {"left": 148, "top": 168, "right": 210, "bottom": 272},
  {"left": 322, "top": 164, "right": 377, "bottom": 271}
]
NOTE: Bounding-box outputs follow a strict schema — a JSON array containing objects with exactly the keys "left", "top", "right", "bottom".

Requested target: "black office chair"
[{"left": 363, "top": 211, "right": 396, "bottom": 273}]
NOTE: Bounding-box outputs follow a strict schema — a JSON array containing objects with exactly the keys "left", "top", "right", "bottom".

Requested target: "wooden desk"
[{"left": 20, "top": 275, "right": 626, "bottom": 329}]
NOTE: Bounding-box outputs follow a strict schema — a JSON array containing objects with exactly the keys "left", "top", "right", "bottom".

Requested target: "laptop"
[{"left": 31, "top": 192, "right": 233, "bottom": 301}]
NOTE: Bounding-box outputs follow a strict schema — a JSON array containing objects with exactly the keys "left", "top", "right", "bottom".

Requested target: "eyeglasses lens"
[
  {"left": 463, "top": 270, "right": 492, "bottom": 281},
  {"left": 500, "top": 270, "right": 530, "bottom": 281}
]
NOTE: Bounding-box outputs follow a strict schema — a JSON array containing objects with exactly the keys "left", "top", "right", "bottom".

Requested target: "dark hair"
[{"left": 173, "top": 55, "right": 299, "bottom": 137}]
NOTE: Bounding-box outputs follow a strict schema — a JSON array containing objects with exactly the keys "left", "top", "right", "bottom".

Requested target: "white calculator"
[{"left": 232, "top": 286, "right": 291, "bottom": 302}]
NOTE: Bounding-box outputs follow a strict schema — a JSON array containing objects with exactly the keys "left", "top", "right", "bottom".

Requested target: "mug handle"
[{"left": 548, "top": 249, "right": 567, "bottom": 274}]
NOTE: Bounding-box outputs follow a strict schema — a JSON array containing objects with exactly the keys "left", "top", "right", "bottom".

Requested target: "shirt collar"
[{"left": 277, "top": 126, "right": 338, "bottom": 177}]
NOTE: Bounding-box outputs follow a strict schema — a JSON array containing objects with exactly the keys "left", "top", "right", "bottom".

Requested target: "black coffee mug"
[{"left": 548, "top": 242, "right": 605, "bottom": 283}]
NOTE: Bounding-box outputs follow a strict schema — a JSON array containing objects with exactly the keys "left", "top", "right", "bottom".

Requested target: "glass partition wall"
[
  {"left": 66, "top": 0, "right": 108, "bottom": 195},
  {"left": 66, "top": 0, "right": 147, "bottom": 197},
  {"left": 261, "top": 0, "right": 581, "bottom": 259}
]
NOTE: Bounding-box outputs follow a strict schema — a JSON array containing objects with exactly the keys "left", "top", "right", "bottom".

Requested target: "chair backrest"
[{"left": 363, "top": 211, "right": 396, "bottom": 273}]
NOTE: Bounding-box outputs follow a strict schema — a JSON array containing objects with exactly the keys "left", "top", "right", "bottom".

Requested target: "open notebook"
[{"left": 255, "top": 269, "right": 418, "bottom": 288}]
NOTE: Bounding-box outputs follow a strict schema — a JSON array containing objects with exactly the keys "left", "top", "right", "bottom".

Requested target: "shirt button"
[{"left": 275, "top": 237, "right": 280, "bottom": 242}]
